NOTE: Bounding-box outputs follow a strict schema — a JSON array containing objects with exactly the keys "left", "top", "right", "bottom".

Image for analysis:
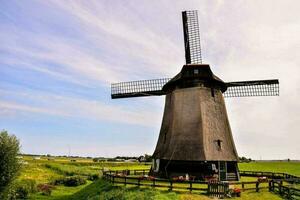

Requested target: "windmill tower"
[{"left": 111, "top": 10, "right": 279, "bottom": 181}]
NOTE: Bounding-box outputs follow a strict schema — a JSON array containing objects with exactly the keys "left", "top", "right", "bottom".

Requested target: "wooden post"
[
  {"left": 224, "top": 182, "right": 229, "bottom": 198},
  {"left": 268, "top": 181, "right": 272, "bottom": 192},
  {"left": 112, "top": 176, "right": 115, "bottom": 185},
  {"left": 170, "top": 180, "right": 173, "bottom": 191},
  {"left": 137, "top": 178, "right": 140, "bottom": 187},
  {"left": 152, "top": 178, "right": 155, "bottom": 188},
  {"left": 256, "top": 182, "right": 259, "bottom": 192},
  {"left": 242, "top": 182, "right": 245, "bottom": 191},
  {"left": 208, "top": 182, "right": 210, "bottom": 195},
  {"left": 124, "top": 177, "right": 127, "bottom": 186},
  {"left": 287, "top": 187, "right": 291, "bottom": 199},
  {"left": 189, "top": 181, "right": 192, "bottom": 193},
  {"left": 279, "top": 181, "right": 282, "bottom": 194}
]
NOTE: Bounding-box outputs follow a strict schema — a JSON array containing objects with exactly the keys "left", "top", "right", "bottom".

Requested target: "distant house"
[
  {"left": 18, "top": 160, "right": 28, "bottom": 165},
  {"left": 33, "top": 156, "right": 41, "bottom": 160},
  {"left": 93, "top": 158, "right": 107, "bottom": 162},
  {"left": 125, "top": 159, "right": 137, "bottom": 163}
]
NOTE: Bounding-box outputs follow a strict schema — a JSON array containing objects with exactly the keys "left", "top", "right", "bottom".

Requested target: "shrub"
[
  {"left": 18, "top": 179, "right": 37, "bottom": 193},
  {"left": 0, "top": 130, "right": 21, "bottom": 199},
  {"left": 88, "top": 174, "right": 100, "bottom": 181},
  {"left": 15, "top": 185, "right": 29, "bottom": 199},
  {"left": 51, "top": 177, "right": 65, "bottom": 186},
  {"left": 37, "top": 184, "right": 54, "bottom": 196},
  {"left": 6, "top": 179, "right": 37, "bottom": 199},
  {"left": 64, "top": 176, "right": 86, "bottom": 186},
  {"left": 53, "top": 176, "right": 87, "bottom": 187}
]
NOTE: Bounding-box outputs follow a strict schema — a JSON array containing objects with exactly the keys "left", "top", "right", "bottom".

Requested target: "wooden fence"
[
  {"left": 102, "top": 169, "right": 300, "bottom": 197},
  {"left": 240, "top": 171, "right": 300, "bottom": 183},
  {"left": 229, "top": 181, "right": 270, "bottom": 192},
  {"left": 104, "top": 170, "right": 300, "bottom": 180},
  {"left": 103, "top": 172, "right": 208, "bottom": 193},
  {"left": 269, "top": 180, "right": 300, "bottom": 200}
]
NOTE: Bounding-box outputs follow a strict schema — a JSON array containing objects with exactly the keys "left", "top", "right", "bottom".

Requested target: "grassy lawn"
[
  {"left": 239, "top": 162, "right": 300, "bottom": 176},
  {"left": 18, "top": 157, "right": 300, "bottom": 200},
  {"left": 19, "top": 161, "right": 63, "bottom": 184}
]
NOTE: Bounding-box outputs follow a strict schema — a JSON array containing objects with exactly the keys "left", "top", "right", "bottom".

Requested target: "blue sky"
[{"left": 1, "top": 0, "right": 300, "bottom": 159}]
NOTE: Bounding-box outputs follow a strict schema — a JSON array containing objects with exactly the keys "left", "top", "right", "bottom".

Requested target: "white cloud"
[
  {"left": 0, "top": 100, "right": 70, "bottom": 117},
  {"left": 0, "top": 89, "right": 162, "bottom": 127}
]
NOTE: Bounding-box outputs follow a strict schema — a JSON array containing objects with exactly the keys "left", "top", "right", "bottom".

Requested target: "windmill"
[{"left": 111, "top": 10, "right": 279, "bottom": 181}]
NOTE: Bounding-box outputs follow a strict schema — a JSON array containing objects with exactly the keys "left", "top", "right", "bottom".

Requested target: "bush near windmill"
[{"left": 0, "top": 130, "right": 22, "bottom": 199}]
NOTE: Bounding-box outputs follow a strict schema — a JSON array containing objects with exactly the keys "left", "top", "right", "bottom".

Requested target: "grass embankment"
[
  {"left": 19, "top": 156, "right": 300, "bottom": 200},
  {"left": 19, "top": 156, "right": 152, "bottom": 199}
]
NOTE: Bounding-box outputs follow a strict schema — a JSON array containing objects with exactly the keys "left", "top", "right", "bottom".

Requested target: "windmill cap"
[{"left": 162, "top": 64, "right": 227, "bottom": 92}]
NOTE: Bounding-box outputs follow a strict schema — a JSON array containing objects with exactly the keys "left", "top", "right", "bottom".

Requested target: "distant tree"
[
  {"left": 0, "top": 130, "right": 21, "bottom": 199},
  {"left": 239, "top": 156, "right": 252, "bottom": 163},
  {"left": 144, "top": 154, "right": 153, "bottom": 162}
]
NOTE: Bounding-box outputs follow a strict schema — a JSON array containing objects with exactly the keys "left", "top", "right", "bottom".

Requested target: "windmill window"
[
  {"left": 194, "top": 69, "right": 199, "bottom": 74},
  {"left": 215, "top": 139, "right": 222, "bottom": 151}
]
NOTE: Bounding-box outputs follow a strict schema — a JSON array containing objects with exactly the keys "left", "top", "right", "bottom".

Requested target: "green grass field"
[
  {"left": 239, "top": 162, "right": 300, "bottom": 176},
  {"left": 18, "top": 156, "right": 300, "bottom": 200}
]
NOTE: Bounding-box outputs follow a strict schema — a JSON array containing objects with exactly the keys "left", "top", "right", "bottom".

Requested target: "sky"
[{"left": 0, "top": 0, "right": 299, "bottom": 159}]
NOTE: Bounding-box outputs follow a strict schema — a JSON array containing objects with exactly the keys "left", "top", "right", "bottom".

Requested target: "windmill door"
[{"left": 219, "top": 161, "right": 227, "bottom": 181}]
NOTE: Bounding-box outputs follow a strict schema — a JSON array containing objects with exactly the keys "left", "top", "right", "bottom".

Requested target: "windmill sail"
[
  {"left": 111, "top": 78, "right": 170, "bottom": 99},
  {"left": 182, "top": 10, "right": 202, "bottom": 64},
  {"left": 111, "top": 78, "right": 279, "bottom": 99},
  {"left": 224, "top": 79, "right": 279, "bottom": 97}
]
